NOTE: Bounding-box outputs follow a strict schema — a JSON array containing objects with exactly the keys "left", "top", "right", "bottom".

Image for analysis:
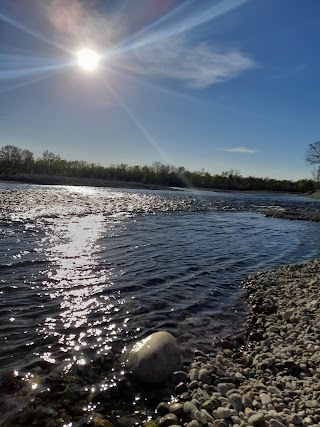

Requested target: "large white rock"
[{"left": 121, "top": 331, "right": 181, "bottom": 383}]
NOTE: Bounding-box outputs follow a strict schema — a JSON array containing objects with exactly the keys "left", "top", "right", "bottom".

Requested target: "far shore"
[
  {"left": 0, "top": 173, "right": 318, "bottom": 196},
  {"left": 0, "top": 173, "right": 174, "bottom": 191}
]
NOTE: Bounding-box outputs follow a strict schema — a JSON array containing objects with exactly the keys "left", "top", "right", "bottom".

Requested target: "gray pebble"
[
  {"left": 216, "top": 407, "right": 232, "bottom": 419},
  {"left": 291, "top": 414, "right": 302, "bottom": 425},
  {"left": 189, "top": 380, "right": 199, "bottom": 390},
  {"left": 158, "top": 413, "right": 179, "bottom": 427},
  {"left": 248, "top": 412, "right": 265, "bottom": 426},
  {"left": 198, "top": 369, "right": 211, "bottom": 385},
  {"left": 184, "top": 401, "right": 198, "bottom": 415},
  {"left": 229, "top": 393, "right": 243, "bottom": 412},
  {"left": 189, "top": 368, "right": 199, "bottom": 382},
  {"left": 242, "top": 395, "right": 253, "bottom": 409},
  {"left": 169, "top": 403, "right": 184, "bottom": 416},
  {"left": 190, "top": 409, "right": 207, "bottom": 425}
]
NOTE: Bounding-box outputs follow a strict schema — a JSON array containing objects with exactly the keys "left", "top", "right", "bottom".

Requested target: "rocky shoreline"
[
  {"left": 154, "top": 259, "right": 320, "bottom": 427},
  {"left": 263, "top": 208, "right": 320, "bottom": 222},
  {"left": 2, "top": 259, "right": 320, "bottom": 426}
]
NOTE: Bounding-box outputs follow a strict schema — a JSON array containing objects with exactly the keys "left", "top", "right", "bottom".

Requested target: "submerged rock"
[{"left": 122, "top": 331, "right": 181, "bottom": 383}]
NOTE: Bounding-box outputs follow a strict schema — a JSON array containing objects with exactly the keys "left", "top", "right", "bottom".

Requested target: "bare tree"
[{"left": 306, "top": 141, "right": 320, "bottom": 166}]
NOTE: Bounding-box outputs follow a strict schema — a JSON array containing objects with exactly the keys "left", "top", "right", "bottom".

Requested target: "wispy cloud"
[
  {"left": 222, "top": 147, "right": 257, "bottom": 153},
  {"left": 117, "top": 36, "right": 255, "bottom": 89},
  {"left": 39, "top": 0, "right": 255, "bottom": 89},
  {"left": 113, "top": 0, "right": 255, "bottom": 88}
]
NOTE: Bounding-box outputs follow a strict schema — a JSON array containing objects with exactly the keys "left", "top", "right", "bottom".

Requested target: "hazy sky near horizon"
[{"left": 1, "top": 0, "right": 319, "bottom": 180}]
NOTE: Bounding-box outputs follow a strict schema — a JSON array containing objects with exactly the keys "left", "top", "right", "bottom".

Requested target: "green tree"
[{"left": 0, "top": 145, "right": 34, "bottom": 173}]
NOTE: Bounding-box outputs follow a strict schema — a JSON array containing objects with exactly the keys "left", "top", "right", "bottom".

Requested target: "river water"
[{"left": 1, "top": 183, "right": 320, "bottom": 424}]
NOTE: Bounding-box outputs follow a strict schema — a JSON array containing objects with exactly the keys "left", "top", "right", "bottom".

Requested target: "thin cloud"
[
  {"left": 38, "top": 0, "right": 255, "bottom": 89},
  {"left": 117, "top": 36, "right": 256, "bottom": 89},
  {"left": 222, "top": 147, "right": 257, "bottom": 153}
]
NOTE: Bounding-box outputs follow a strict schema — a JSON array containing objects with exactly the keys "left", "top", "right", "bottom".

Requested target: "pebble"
[
  {"left": 229, "top": 393, "right": 243, "bottom": 412},
  {"left": 260, "top": 393, "right": 272, "bottom": 406},
  {"left": 169, "top": 403, "right": 184, "bottom": 416},
  {"left": 242, "top": 395, "right": 253, "bottom": 409},
  {"left": 248, "top": 412, "right": 265, "bottom": 426},
  {"left": 190, "top": 409, "right": 207, "bottom": 425},
  {"left": 198, "top": 369, "right": 211, "bottom": 385},
  {"left": 158, "top": 414, "right": 179, "bottom": 427},
  {"left": 215, "top": 407, "right": 231, "bottom": 419}
]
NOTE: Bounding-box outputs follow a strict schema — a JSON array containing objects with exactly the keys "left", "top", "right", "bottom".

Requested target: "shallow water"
[{"left": 1, "top": 184, "right": 320, "bottom": 423}]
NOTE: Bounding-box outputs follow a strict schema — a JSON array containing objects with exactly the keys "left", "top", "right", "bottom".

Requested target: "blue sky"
[{"left": 1, "top": 0, "right": 319, "bottom": 180}]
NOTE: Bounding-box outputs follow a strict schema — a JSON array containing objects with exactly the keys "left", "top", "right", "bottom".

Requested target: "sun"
[{"left": 76, "top": 48, "right": 100, "bottom": 72}]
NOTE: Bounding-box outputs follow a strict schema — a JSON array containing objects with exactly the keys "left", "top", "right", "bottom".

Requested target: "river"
[{"left": 1, "top": 183, "right": 320, "bottom": 425}]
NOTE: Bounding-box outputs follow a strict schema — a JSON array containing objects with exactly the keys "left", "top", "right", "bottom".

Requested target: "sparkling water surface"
[{"left": 1, "top": 183, "right": 320, "bottom": 422}]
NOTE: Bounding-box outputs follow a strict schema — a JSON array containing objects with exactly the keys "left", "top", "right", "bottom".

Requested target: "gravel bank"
[{"left": 154, "top": 259, "right": 320, "bottom": 427}]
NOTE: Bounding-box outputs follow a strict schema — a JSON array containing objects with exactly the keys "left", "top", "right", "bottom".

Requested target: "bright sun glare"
[{"left": 76, "top": 48, "right": 100, "bottom": 72}]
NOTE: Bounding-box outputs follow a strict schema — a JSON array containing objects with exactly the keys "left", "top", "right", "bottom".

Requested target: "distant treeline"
[{"left": 0, "top": 144, "right": 316, "bottom": 193}]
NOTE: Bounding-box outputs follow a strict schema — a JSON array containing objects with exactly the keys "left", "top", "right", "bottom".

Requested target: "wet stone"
[
  {"left": 169, "top": 403, "right": 184, "bottom": 417},
  {"left": 175, "top": 382, "right": 188, "bottom": 394},
  {"left": 198, "top": 369, "right": 211, "bottom": 385},
  {"left": 189, "top": 368, "right": 199, "bottom": 382},
  {"left": 173, "top": 371, "right": 189, "bottom": 383},
  {"left": 158, "top": 413, "right": 179, "bottom": 427},
  {"left": 157, "top": 402, "right": 170, "bottom": 416},
  {"left": 189, "top": 380, "right": 199, "bottom": 390}
]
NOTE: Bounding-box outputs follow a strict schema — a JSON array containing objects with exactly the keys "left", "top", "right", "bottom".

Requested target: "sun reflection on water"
[{"left": 37, "top": 213, "right": 125, "bottom": 367}]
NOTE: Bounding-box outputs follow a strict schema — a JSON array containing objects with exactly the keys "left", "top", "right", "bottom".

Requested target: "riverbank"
[
  {"left": 0, "top": 173, "right": 173, "bottom": 191},
  {"left": 0, "top": 173, "right": 317, "bottom": 198},
  {"left": 2, "top": 259, "right": 320, "bottom": 426},
  {"left": 153, "top": 259, "right": 320, "bottom": 427}
]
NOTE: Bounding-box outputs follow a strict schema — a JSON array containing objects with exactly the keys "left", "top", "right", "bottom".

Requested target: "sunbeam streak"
[
  {"left": 0, "top": 52, "right": 74, "bottom": 82},
  {"left": 0, "top": 68, "right": 67, "bottom": 95},
  {"left": 110, "top": 0, "right": 194, "bottom": 55},
  {"left": 103, "top": 81, "right": 167, "bottom": 160},
  {"left": 0, "top": 13, "right": 70, "bottom": 54},
  {"left": 110, "top": 0, "right": 247, "bottom": 56},
  {"left": 102, "top": 76, "right": 194, "bottom": 189},
  {"left": 0, "top": 63, "right": 72, "bottom": 80}
]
